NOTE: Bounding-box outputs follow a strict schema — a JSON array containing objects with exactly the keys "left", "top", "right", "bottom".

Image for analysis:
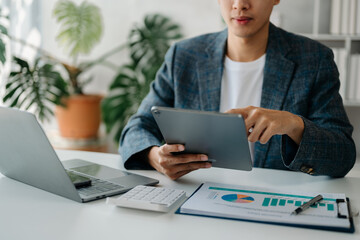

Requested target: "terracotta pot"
[{"left": 55, "top": 95, "right": 103, "bottom": 139}]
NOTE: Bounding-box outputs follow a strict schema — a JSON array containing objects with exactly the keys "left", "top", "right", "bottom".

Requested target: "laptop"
[{"left": 0, "top": 107, "right": 159, "bottom": 203}]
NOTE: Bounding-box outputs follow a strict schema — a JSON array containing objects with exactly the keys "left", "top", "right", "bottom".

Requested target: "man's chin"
[
  {"left": 229, "top": 29, "right": 255, "bottom": 39},
  {"left": 229, "top": 22, "right": 270, "bottom": 40}
]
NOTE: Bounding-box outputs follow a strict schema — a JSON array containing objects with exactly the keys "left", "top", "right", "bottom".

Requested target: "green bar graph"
[
  {"left": 327, "top": 204, "right": 334, "bottom": 211},
  {"left": 271, "top": 198, "right": 278, "bottom": 206},
  {"left": 261, "top": 197, "right": 335, "bottom": 212},
  {"left": 262, "top": 198, "right": 270, "bottom": 207}
]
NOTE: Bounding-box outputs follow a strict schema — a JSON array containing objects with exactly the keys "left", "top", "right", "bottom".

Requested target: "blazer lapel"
[
  {"left": 254, "top": 23, "right": 296, "bottom": 167},
  {"left": 261, "top": 49, "right": 295, "bottom": 110},
  {"left": 196, "top": 30, "right": 227, "bottom": 111}
]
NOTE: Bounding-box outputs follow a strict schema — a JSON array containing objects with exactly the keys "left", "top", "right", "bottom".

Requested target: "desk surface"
[{"left": 0, "top": 150, "right": 359, "bottom": 240}]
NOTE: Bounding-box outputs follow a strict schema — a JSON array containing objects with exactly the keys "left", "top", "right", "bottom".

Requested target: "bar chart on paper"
[
  {"left": 207, "top": 185, "right": 339, "bottom": 218},
  {"left": 261, "top": 196, "right": 336, "bottom": 215}
]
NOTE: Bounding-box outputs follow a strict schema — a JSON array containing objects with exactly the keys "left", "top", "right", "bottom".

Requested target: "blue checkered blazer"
[{"left": 120, "top": 24, "right": 356, "bottom": 177}]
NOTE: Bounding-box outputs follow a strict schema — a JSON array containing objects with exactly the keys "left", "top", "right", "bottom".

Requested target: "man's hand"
[
  {"left": 226, "top": 106, "right": 304, "bottom": 145},
  {"left": 147, "top": 144, "right": 211, "bottom": 180}
]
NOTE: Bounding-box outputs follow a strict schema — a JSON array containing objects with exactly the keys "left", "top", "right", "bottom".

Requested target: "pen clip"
[
  {"left": 336, "top": 199, "right": 348, "bottom": 219},
  {"left": 291, "top": 194, "right": 323, "bottom": 215}
]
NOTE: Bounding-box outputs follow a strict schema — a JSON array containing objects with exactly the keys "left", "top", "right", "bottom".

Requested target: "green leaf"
[
  {"left": 102, "top": 13, "right": 182, "bottom": 142},
  {"left": 0, "top": 38, "right": 6, "bottom": 64},
  {"left": 0, "top": 24, "right": 8, "bottom": 35},
  {"left": 13, "top": 56, "right": 30, "bottom": 71},
  {"left": 2, "top": 57, "right": 68, "bottom": 122},
  {"left": 53, "top": 0, "right": 103, "bottom": 58},
  {"left": 0, "top": 13, "right": 8, "bottom": 65},
  {"left": 24, "top": 97, "right": 37, "bottom": 111},
  {"left": 3, "top": 83, "right": 22, "bottom": 102}
]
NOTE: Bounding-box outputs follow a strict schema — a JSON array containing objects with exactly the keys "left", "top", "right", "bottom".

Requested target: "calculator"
[{"left": 107, "top": 185, "right": 187, "bottom": 212}]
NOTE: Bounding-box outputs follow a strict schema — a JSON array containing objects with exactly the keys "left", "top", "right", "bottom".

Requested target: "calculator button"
[{"left": 107, "top": 185, "right": 187, "bottom": 212}]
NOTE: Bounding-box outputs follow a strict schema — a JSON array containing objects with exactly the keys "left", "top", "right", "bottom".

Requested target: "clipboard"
[{"left": 176, "top": 182, "right": 355, "bottom": 233}]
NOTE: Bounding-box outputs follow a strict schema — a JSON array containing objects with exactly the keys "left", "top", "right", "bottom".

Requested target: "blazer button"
[{"left": 300, "top": 165, "right": 315, "bottom": 175}]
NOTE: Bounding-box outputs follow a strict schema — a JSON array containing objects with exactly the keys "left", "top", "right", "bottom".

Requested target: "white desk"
[{"left": 0, "top": 150, "right": 359, "bottom": 240}]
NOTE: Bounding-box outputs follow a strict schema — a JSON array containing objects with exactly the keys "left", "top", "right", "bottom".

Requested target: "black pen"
[{"left": 291, "top": 194, "right": 323, "bottom": 215}]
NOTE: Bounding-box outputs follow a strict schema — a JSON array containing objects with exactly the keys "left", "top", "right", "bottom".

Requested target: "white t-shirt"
[{"left": 219, "top": 54, "right": 266, "bottom": 161}]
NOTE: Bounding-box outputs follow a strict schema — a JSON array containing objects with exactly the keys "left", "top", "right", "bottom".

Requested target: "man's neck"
[{"left": 226, "top": 22, "right": 269, "bottom": 62}]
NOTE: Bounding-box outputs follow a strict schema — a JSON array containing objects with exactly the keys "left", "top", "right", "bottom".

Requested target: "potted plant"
[
  {"left": 1, "top": 1, "right": 124, "bottom": 139},
  {"left": 51, "top": 0, "right": 104, "bottom": 139},
  {"left": 101, "top": 14, "right": 183, "bottom": 142}
]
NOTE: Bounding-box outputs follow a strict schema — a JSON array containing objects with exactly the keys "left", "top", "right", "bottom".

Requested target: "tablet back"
[{"left": 151, "top": 106, "right": 252, "bottom": 171}]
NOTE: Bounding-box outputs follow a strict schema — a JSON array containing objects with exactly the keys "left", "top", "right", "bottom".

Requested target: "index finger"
[
  {"left": 225, "top": 108, "right": 248, "bottom": 118},
  {"left": 161, "top": 144, "right": 185, "bottom": 155}
]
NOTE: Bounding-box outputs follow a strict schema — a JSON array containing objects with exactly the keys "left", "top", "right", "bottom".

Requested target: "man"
[{"left": 120, "top": 0, "right": 356, "bottom": 180}]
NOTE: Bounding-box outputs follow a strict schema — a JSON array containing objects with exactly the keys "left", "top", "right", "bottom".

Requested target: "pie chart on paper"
[{"left": 221, "top": 194, "right": 254, "bottom": 203}]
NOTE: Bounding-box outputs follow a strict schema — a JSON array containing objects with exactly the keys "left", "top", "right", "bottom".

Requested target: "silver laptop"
[{"left": 0, "top": 107, "right": 159, "bottom": 203}]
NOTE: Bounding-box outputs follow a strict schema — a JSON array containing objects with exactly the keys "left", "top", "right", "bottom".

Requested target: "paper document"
[{"left": 178, "top": 182, "right": 353, "bottom": 232}]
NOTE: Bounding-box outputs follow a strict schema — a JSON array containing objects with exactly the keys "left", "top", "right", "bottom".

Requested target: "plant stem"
[
  {"left": 8, "top": 35, "right": 66, "bottom": 64},
  {"left": 9, "top": 35, "right": 128, "bottom": 72},
  {"left": 98, "top": 60, "right": 118, "bottom": 71},
  {"left": 81, "top": 42, "right": 129, "bottom": 71}
]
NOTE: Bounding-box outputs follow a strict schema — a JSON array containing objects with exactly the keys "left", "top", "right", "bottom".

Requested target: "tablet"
[{"left": 151, "top": 106, "right": 252, "bottom": 171}]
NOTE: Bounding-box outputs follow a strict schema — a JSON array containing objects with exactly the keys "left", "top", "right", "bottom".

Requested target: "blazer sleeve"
[
  {"left": 281, "top": 49, "right": 356, "bottom": 177},
  {"left": 119, "top": 45, "right": 177, "bottom": 169}
]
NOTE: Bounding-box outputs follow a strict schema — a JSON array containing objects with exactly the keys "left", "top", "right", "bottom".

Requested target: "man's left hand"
[{"left": 226, "top": 106, "right": 304, "bottom": 145}]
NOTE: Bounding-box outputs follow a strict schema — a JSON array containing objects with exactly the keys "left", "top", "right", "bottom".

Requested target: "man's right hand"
[{"left": 147, "top": 144, "right": 211, "bottom": 180}]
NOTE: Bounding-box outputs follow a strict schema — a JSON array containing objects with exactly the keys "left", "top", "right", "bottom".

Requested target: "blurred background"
[{"left": 0, "top": 0, "right": 359, "bottom": 157}]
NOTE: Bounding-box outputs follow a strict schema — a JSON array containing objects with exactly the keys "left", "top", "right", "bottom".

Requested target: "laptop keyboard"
[
  {"left": 67, "top": 170, "right": 126, "bottom": 196},
  {"left": 77, "top": 179, "right": 125, "bottom": 196}
]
